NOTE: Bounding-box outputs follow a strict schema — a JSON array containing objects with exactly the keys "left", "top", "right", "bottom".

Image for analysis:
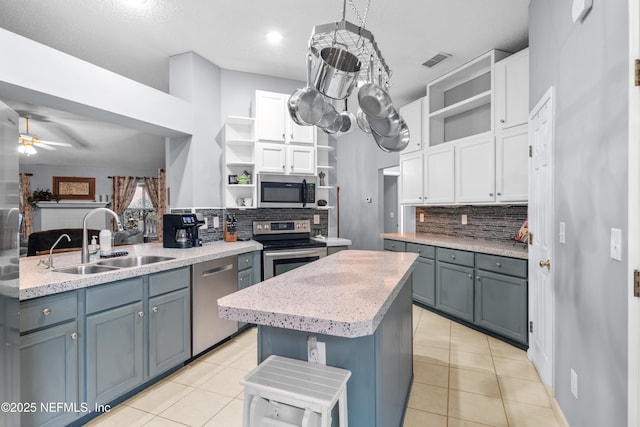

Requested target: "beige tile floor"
[{"left": 87, "top": 305, "right": 565, "bottom": 427}]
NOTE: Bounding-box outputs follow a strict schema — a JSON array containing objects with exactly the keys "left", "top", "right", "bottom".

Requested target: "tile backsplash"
[
  {"left": 170, "top": 208, "right": 329, "bottom": 243},
  {"left": 415, "top": 205, "right": 527, "bottom": 242}
]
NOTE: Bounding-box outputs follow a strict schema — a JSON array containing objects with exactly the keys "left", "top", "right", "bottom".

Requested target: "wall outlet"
[
  {"left": 419, "top": 213, "right": 425, "bottom": 222},
  {"left": 461, "top": 214, "right": 467, "bottom": 225},
  {"left": 610, "top": 228, "right": 622, "bottom": 261},
  {"left": 571, "top": 369, "right": 578, "bottom": 399},
  {"left": 559, "top": 222, "right": 566, "bottom": 244},
  {"left": 313, "top": 214, "right": 320, "bottom": 225},
  {"left": 307, "top": 335, "right": 326, "bottom": 365},
  {"left": 213, "top": 216, "right": 220, "bottom": 229},
  {"left": 199, "top": 217, "right": 208, "bottom": 230}
]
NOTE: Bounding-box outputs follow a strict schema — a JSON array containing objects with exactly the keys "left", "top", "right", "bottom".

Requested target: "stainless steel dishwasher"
[{"left": 192, "top": 256, "right": 238, "bottom": 356}]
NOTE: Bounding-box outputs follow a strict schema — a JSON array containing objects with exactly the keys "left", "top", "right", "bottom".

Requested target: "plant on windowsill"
[{"left": 28, "top": 188, "right": 61, "bottom": 209}]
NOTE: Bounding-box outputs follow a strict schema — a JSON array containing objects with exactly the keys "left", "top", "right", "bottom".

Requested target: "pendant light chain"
[{"left": 348, "top": 0, "right": 371, "bottom": 29}]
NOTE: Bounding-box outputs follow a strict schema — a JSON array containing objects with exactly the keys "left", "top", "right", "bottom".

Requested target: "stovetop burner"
[{"left": 252, "top": 219, "right": 326, "bottom": 251}]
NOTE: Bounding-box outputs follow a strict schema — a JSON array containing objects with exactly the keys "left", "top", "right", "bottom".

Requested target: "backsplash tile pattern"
[
  {"left": 415, "top": 205, "right": 527, "bottom": 243},
  {"left": 170, "top": 208, "right": 328, "bottom": 243}
]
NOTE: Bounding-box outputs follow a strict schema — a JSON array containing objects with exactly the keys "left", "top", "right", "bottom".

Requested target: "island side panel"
[{"left": 257, "top": 275, "right": 414, "bottom": 427}]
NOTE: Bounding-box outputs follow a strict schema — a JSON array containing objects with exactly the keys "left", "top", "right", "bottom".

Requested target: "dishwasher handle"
[{"left": 200, "top": 263, "right": 234, "bottom": 278}]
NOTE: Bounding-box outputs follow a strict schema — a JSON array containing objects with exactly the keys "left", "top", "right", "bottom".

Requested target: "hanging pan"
[
  {"left": 358, "top": 59, "right": 394, "bottom": 119},
  {"left": 371, "top": 116, "right": 410, "bottom": 152},
  {"left": 288, "top": 53, "right": 325, "bottom": 126}
]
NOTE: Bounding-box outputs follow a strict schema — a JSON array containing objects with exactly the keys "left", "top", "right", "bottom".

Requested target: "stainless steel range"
[{"left": 253, "top": 219, "right": 327, "bottom": 280}]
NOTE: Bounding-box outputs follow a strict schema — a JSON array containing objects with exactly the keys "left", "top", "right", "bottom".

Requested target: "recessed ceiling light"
[{"left": 266, "top": 31, "right": 283, "bottom": 45}]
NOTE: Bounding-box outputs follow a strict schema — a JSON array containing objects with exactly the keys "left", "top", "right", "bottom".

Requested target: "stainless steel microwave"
[{"left": 258, "top": 175, "right": 316, "bottom": 208}]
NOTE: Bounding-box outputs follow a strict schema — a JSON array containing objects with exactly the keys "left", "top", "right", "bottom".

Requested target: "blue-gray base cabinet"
[
  {"left": 20, "top": 291, "right": 81, "bottom": 427},
  {"left": 384, "top": 239, "right": 528, "bottom": 347},
  {"left": 257, "top": 275, "right": 413, "bottom": 427},
  {"left": 238, "top": 251, "right": 261, "bottom": 330}
]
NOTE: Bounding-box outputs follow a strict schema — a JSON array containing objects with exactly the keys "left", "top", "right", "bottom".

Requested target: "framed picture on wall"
[{"left": 53, "top": 176, "right": 96, "bottom": 200}]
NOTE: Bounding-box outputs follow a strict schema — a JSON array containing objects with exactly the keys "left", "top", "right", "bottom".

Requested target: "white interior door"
[
  {"left": 628, "top": 0, "right": 640, "bottom": 425},
  {"left": 528, "top": 86, "right": 555, "bottom": 386}
]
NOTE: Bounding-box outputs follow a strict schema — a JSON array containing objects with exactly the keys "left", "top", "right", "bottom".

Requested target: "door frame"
[
  {"left": 628, "top": 0, "right": 640, "bottom": 425},
  {"left": 527, "top": 85, "right": 555, "bottom": 387}
]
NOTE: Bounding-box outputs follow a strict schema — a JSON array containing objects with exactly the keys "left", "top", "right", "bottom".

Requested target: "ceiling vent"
[{"left": 422, "top": 52, "right": 452, "bottom": 68}]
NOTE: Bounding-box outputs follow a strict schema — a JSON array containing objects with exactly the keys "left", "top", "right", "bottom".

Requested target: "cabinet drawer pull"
[
  {"left": 468, "top": 274, "right": 473, "bottom": 279},
  {"left": 497, "top": 192, "right": 502, "bottom": 196},
  {"left": 477, "top": 276, "right": 481, "bottom": 280},
  {"left": 282, "top": 133, "right": 285, "bottom": 139},
  {"left": 152, "top": 307, "right": 159, "bottom": 313},
  {"left": 500, "top": 119, "right": 505, "bottom": 123},
  {"left": 451, "top": 254, "right": 456, "bottom": 259},
  {"left": 489, "top": 193, "right": 494, "bottom": 197},
  {"left": 138, "top": 311, "right": 144, "bottom": 317},
  {"left": 496, "top": 262, "right": 502, "bottom": 267},
  {"left": 282, "top": 165, "right": 285, "bottom": 171},
  {"left": 42, "top": 308, "right": 51, "bottom": 316},
  {"left": 290, "top": 165, "right": 293, "bottom": 171},
  {"left": 71, "top": 332, "right": 78, "bottom": 340},
  {"left": 239, "top": 277, "right": 245, "bottom": 283}
]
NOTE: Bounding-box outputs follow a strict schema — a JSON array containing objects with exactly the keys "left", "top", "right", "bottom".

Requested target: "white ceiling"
[{"left": 0, "top": 0, "right": 529, "bottom": 168}]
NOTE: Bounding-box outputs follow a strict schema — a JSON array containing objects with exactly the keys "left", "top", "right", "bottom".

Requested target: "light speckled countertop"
[
  {"left": 19, "top": 241, "right": 262, "bottom": 300},
  {"left": 381, "top": 233, "right": 528, "bottom": 259},
  {"left": 311, "top": 236, "right": 352, "bottom": 247},
  {"left": 218, "top": 250, "right": 418, "bottom": 338}
]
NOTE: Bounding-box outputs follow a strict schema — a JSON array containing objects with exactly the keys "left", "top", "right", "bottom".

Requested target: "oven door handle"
[{"left": 264, "top": 249, "right": 325, "bottom": 259}]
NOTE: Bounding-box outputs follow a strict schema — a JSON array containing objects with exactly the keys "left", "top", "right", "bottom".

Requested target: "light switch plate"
[
  {"left": 419, "top": 213, "right": 425, "bottom": 222},
  {"left": 572, "top": 0, "right": 592, "bottom": 23},
  {"left": 461, "top": 214, "right": 467, "bottom": 225},
  {"left": 313, "top": 214, "right": 320, "bottom": 225},
  {"left": 213, "top": 216, "right": 220, "bottom": 229},
  {"left": 610, "top": 228, "right": 622, "bottom": 261}
]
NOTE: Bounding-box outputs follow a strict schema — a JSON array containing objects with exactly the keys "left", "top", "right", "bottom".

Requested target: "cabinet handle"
[
  {"left": 290, "top": 134, "right": 294, "bottom": 139},
  {"left": 468, "top": 274, "right": 473, "bottom": 279},
  {"left": 477, "top": 276, "right": 481, "bottom": 281},
  {"left": 496, "top": 262, "right": 502, "bottom": 267},
  {"left": 451, "top": 254, "right": 456, "bottom": 259},
  {"left": 152, "top": 307, "right": 159, "bottom": 313},
  {"left": 282, "top": 133, "right": 285, "bottom": 139},
  {"left": 417, "top": 249, "right": 421, "bottom": 253},
  {"left": 42, "top": 308, "right": 51, "bottom": 316},
  {"left": 282, "top": 165, "right": 285, "bottom": 171},
  {"left": 418, "top": 196, "right": 422, "bottom": 200},
  {"left": 290, "top": 165, "right": 293, "bottom": 171},
  {"left": 500, "top": 119, "right": 505, "bottom": 123},
  {"left": 71, "top": 332, "right": 78, "bottom": 340},
  {"left": 240, "top": 277, "right": 245, "bottom": 283},
  {"left": 489, "top": 193, "right": 494, "bottom": 197},
  {"left": 138, "top": 311, "right": 144, "bottom": 317},
  {"left": 497, "top": 192, "right": 502, "bottom": 196}
]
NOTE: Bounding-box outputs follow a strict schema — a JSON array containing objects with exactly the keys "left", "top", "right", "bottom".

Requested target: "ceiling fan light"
[{"left": 25, "top": 145, "right": 37, "bottom": 155}]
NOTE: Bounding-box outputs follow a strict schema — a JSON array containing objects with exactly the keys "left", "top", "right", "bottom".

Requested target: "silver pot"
[
  {"left": 312, "top": 47, "right": 361, "bottom": 100},
  {"left": 288, "top": 53, "right": 325, "bottom": 126},
  {"left": 371, "top": 116, "right": 410, "bottom": 152},
  {"left": 368, "top": 107, "right": 402, "bottom": 138}
]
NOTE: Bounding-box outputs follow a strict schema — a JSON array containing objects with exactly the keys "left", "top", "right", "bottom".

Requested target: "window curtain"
[
  {"left": 19, "top": 173, "right": 32, "bottom": 237},
  {"left": 156, "top": 168, "right": 166, "bottom": 242},
  {"left": 111, "top": 176, "right": 137, "bottom": 230}
]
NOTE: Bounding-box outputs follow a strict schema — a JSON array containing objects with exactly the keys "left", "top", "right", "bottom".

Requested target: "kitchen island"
[{"left": 218, "top": 249, "right": 418, "bottom": 427}]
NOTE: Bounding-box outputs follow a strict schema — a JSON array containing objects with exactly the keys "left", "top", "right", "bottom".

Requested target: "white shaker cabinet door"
[
  {"left": 257, "top": 143, "right": 287, "bottom": 173},
  {"left": 496, "top": 124, "right": 528, "bottom": 203},
  {"left": 399, "top": 98, "right": 424, "bottom": 154},
  {"left": 288, "top": 119, "right": 316, "bottom": 144},
  {"left": 288, "top": 146, "right": 316, "bottom": 175},
  {"left": 495, "top": 48, "right": 529, "bottom": 132},
  {"left": 400, "top": 152, "right": 424, "bottom": 204},
  {"left": 424, "top": 145, "right": 455, "bottom": 204},
  {"left": 255, "top": 91, "right": 286, "bottom": 142},
  {"left": 455, "top": 135, "right": 495, "bottom": 203}
]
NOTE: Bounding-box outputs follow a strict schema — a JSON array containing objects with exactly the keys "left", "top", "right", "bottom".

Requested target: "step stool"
[{"left": 242, "top": 355, "right": 351, "bottom": 427}]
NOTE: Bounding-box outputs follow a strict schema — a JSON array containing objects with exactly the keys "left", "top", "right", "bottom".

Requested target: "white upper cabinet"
[
  {"left": 400, "top": 152, "right": 424, "bottom": 204},
  {"left": 424, "top": 145, "right": 455, "bottom": 204},
  {"left": 257, "top": 143, "right": 315, "bottom": 175},
  {"left": 254, "top": 90, "right": 315, "bottom": 144},
  {"left": 399, "top": 97, "right": 426, "bottom": 154},
  {"left": 495, "top": 48, "right": 529, "bottom": 132},
  {"left": 455, "top": 135, "right": 495, "bottom": 203},
  {"left": 495, "top": 124, "right": 528, "bottom": 202}
]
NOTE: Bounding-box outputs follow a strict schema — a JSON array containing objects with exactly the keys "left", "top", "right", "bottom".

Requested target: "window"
[{"left": 123, "top": 181, "right": 157, "bottom": 240}]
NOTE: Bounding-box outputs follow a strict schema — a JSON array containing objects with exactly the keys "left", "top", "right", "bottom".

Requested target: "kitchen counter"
[
  {"left": 218, "top": 249, "right": 417, "bottom": 427},
  {"left": 381, "top": 232, "right": 528, "bottom": 259},
  {"left": 218, "top": 249, "right": 417, "bottom": 338},
  {"left": 311, "top": 236, "right": 352, "bottom": 247},
  {"left": 19, "top": 240, "right": 262, "bottom": 300}
]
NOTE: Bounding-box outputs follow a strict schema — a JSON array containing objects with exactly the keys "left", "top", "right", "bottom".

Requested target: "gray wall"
[
  {"left": 335, "top": 93, "right": 400, "bottom": 250},
  {"left": 530, "top": 1, "right": 628, "bottom": 426}
]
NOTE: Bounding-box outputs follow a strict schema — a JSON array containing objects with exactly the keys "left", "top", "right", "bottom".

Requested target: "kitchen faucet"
[
  {"left": 38, "top": 233, "right": 71, "bottom": 269},
  {"left": 81, "top": 208, "right": 123, "bottom": 263}
]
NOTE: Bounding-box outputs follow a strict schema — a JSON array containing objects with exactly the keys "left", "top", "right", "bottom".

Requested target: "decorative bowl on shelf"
[{"left": 317, "top": 199, "right": 328, "bottom": 207}]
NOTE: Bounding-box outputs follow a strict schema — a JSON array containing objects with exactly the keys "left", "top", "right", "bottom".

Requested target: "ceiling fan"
[{"left": 18, "top": 117, "right": 72, "bottom": 155}]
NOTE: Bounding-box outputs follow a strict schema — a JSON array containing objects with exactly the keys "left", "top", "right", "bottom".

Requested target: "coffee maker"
[{"left": 163, "top": 214, "right": 203, "bottom": 248}]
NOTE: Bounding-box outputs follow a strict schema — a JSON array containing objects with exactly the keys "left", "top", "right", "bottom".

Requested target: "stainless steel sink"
[
  {"left": 97, "top": 256, "right": 176, "bottom": 268},
  {"left": 54, "top": 265, "right": 120, "bottom": 275},
  {"left": 0, "top": 264, "right": 19, "bottom": 281}
]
